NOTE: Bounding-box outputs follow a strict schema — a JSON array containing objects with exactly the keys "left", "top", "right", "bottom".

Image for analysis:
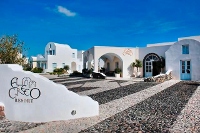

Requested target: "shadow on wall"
[{"left": 127, "top": 64, "right": 134, "bottom": 77}]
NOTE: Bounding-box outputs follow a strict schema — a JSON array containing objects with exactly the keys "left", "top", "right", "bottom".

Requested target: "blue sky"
[{"left": 1, "top": 0, "right": 200, "bottom": 57}]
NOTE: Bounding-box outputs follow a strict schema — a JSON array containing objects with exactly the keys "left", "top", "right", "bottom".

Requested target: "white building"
[
  {"left": 83, "top": 35, "right": 200, "bottom": 81},
  {"left": 30, "top": 42, "right": 84, "bottom": 73}
]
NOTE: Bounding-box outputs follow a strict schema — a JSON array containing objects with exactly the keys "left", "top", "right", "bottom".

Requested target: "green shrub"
[
  {"left": 23, "top": 64, "right": 32, "bottom": 71},
  {"left": 70, "top": 70, "right": 82, "bottom": 77},
  {"left": 114, "top": 68, "right": 122, "bottom": 74},
  {"left": 73, "top": 71, "right": 81, "bottom": 75},
  {"left": 23, "top": 66, "right": 32, "bottom": 71},
  {"left": 53, "top": 68, "right": 65, "bottom": 76},
  {"left": 31, "top": 67, "right": 43, "bottom": 73},
  {"left": 82, "top": 68, "right": 88, "bottom": 74},
  {"left": 64, "top": 65, "right": 70, "bottom": 71}
]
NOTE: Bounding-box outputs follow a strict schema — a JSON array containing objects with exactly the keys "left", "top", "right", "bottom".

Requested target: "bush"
[
  {"left": 23, "top": 66, "right": 32, "bottom": 71},
  {"left": 53, "top": 68, "right": 65, "bottom": 76},
  {"left": 70, "top": 71, "right": 83, "bottom": 77},
  {"left": 31, "top": 67, "right": 43, "bottom": 73},
  {"left": 82, "top": 68, "right": 88, "bottom": 74},
  {"left": 63, "top": 65, "right": 70, "bottom": 71},
  {"left": 23, "top": 64, "right": 32, "bottom": 71},
  {"left": 114, "top": 68, "right": 121, "bottom": 74}
]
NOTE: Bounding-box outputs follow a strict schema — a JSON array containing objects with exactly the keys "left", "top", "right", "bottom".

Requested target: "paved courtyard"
[{"left": 0, "top": 76, "right": 200, "bottom": 133}]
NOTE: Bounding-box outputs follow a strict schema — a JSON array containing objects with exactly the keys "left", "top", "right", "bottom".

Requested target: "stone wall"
[{"left": 144, "top": 72, "right": 172, "bottom": 83}]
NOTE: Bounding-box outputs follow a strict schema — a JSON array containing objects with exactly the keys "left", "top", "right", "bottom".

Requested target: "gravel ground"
[
  {"left": 1, "top": 80, "right": 199, "bottom": 133},
  {"left": 50, "top": 77, "right": 84, "bottom": 83},
  {"left": 170, "top": 84, "right": 200, "bottom": 133},
  {"left": 62, "top": 79, "right": 101, "bottom": 86},
  {"left": 19, "top": 80, "right": 179, "bottom": 133},
  {"left": 80, "top": 81, "right": 199, "bottom": 133},
  {"left": 0, "top": 119, "right": 44, "bottom": 133},
  {"left": 68, "top": 87, "right": 100, "bottom": 93},
  {"left": 89, "top": 82, "right": 158, "bottom": 105},
  {"left": 108, "top": 80, "right": 128, "bottom": 83}
]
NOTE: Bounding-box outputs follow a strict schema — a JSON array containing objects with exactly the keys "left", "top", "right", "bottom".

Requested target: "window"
[
  {"left": 52, "top": 50, "right": 55, "bottom": 55},
  {"left": 62, "top": 63, "right": 65, "bottom": 68},
  {"left": 52, "top": 63, "right": 57, "bottom": 69},
  {"left": 182, "top": 45, "right": 189, "bottom": 54},
  {"left": 72, "top": 53, "right": 75, "bottom": 58},
  {"left": 49, "top": 44, "right": 51, "bottom": 48},
  {"left": 115, "top": 62, "right": 119, "bottom": 68},
  {"left": 49, "top": 50, "right": 52, "bottom": 55}
]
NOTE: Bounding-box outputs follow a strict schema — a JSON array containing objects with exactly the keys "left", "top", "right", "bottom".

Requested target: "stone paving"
[
  {"left": 170, "top": 84, "right": 200, "bottom": 133},
  {"left": 0, "top": 76, "right": 199, "bottom": 133}
]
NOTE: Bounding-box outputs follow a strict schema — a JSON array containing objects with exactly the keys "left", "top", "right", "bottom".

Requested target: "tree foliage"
[
  {"left": 0, "top": 35, "right": 27, "bottom": 65},
  {"left": 63, "top": 65, "right": 70, "bottom": 71},
  {"left": 135, "top": 59, "right": 142, "bottom": 70}
]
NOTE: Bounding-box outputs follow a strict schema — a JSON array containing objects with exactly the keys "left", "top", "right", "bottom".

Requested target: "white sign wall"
[{"left": 0, "top": 64, "right": 99, "bottom": 122}]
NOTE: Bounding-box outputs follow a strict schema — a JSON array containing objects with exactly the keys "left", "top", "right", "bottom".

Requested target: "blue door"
[{"left": 180, "top": 60, "right": 191, "bottom": 80}]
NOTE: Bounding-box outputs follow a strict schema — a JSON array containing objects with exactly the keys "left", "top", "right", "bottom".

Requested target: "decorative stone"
[
  {"left": 0, "top": 106, "right": 4, "bottom": 111},
  {"left": 144, "top": 71, "right": 172, "bottom": 83},
  {"left": 0, "top": 103, "right": 5, "bottom": 120}
]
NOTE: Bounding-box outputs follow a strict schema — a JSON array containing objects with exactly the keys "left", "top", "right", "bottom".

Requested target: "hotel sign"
[{"left": 9, "top": 77, "right": 41, "bottom": 103}]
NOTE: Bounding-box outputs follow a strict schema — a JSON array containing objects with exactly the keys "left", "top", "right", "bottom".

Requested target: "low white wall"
[{"left": 0, "top": 64, "right": 99, "bottom": 122}]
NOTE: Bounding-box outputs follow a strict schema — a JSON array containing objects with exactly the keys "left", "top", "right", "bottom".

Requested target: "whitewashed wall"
[
  {"left": 0, "top": 64, "right": 99, "bottom": 122},
  {"left": 44, "top": 42, "right": 83, "bottom": 73},
  {"left": 92, "top": 46, "right": 139, "bottom": 78},
  {"left": 139, "top": 45, "right": 172, "bottom": 76},
  {"left": 165, "top": 39, "right": 200, "bottom": 81}
]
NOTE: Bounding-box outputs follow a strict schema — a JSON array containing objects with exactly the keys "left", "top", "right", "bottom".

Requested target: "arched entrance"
[
  {"left": 143, "top": 53, "right": 161, "bottom": 77},
  {"left": 98, "top": 53, "right": 123, "bottom": 77},
  {"left": 71, "top": 62, "right": 76, "bottom": 72}
]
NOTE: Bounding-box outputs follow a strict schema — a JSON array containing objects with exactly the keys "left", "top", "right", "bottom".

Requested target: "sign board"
[{"left": 0, "top": 64, "right": 99, "bottom": 122}]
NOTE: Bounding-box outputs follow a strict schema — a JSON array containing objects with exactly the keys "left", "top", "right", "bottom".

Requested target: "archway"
[
  {"left": 143, "top": 53, "right": 161, "bottom": 77},
  {"left": 98, "top": 53, "right": 123, "bottom": 77}
]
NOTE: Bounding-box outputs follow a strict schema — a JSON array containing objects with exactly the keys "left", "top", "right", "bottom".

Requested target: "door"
[
  {"left": 107, "top": 62, "right": 110, "bottom": 72},
  {"left": 180, "top": 60, "right": 191, "bottom": 80},
  {"left": 71, "top": 62, "right": 77, "bottom": 72},
  {"left": 153, "top": 61, "right": 161, "bottom": 76},
  {"left": 145, "top": 61, "right": 152, "bottom": 77}
]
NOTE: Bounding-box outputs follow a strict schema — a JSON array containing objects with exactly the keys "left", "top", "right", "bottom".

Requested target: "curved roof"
[{"left": 47, "top": 42, "right": 71, "bottom": 49}]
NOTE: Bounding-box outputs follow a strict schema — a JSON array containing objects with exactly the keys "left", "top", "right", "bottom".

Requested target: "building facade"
[
  {"left": 30, "top": 42, "right": 84, "bottom": 73},
  {"left": 83, "top": 35, "right": 200, "bottom": 81}
]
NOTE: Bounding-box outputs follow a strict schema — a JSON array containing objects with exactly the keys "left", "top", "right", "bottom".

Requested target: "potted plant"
[
  {"left": 134, "top": 59, "right": 142, "bottom": 77},
  {"left": 114, "top": 68, "right": 121, "bottom": 78}
]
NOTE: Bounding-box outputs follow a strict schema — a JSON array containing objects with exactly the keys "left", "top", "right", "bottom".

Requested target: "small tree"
[
  {"left": 63, "top": 65, "right": 70, "bottom": 73},
  {"left": 0, "top": 35, "right": 28, "bottom": 65},
  {"left": 135, "top": 59, "right": 142, "bottom": 72}
]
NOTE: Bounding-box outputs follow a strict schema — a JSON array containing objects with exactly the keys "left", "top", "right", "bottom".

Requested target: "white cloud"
[{"left": 57, "top": 6, "right": 76, "bottom": 17}]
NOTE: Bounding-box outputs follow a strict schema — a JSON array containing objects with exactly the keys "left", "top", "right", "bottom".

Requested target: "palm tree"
[{"left": 135, "top": 59, "right": 142, "bottom": 72}]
